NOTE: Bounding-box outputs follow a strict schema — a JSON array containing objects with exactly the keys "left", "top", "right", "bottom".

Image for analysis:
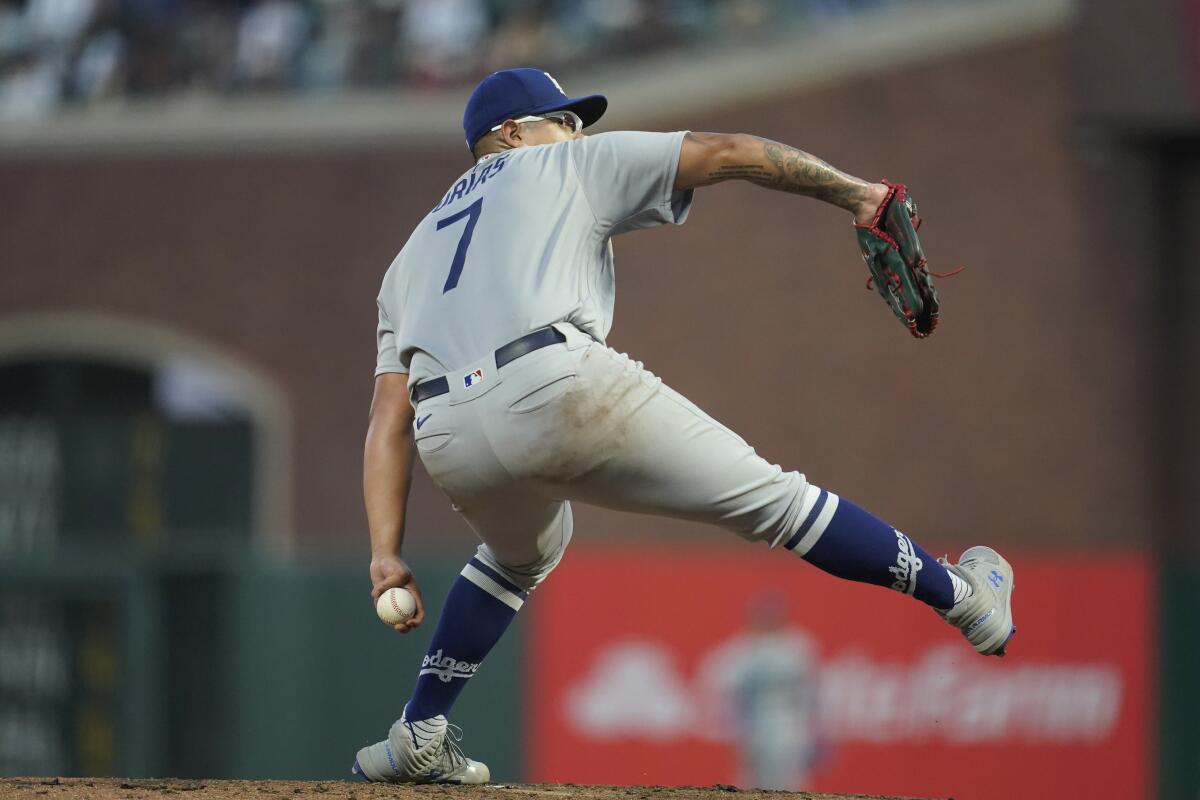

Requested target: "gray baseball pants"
[{"left": 411, "top": 323, "right": 815, "bottom": 591}]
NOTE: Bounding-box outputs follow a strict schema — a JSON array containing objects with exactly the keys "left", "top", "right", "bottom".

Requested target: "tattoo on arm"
[
  {"left": 706, "top": 164, "right": 775, "bottom": 181},
  {"left": 704, "top": 138, "right": 872, "bottom": 212}
]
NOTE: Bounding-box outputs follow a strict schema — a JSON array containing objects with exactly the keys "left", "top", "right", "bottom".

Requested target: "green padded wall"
[
  {"left": 0, "top": 554, "right": 525, "bottom": 781},
  {"left": 220, "top": 558, "right": 524, "bottom": 781},
  {"left": 1159, "top": 560, "right": 1200, "bottom": 800}
]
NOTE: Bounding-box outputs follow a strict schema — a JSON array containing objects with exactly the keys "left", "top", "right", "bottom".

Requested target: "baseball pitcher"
[{"left": 354, "top": 68, "right": 1015, "bottom": 784}]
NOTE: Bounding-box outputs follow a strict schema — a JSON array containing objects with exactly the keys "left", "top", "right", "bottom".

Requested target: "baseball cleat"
[
  {"left": 938, "top": 546, "right": 1016, "bottom": 656},
  {"left": 351, "top": 716, "right": 490, "bottom": 784}
]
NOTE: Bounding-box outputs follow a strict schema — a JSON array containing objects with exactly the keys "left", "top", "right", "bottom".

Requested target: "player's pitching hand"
[{"left": 370, "top": 555, "right": 425, "bottom": 633}]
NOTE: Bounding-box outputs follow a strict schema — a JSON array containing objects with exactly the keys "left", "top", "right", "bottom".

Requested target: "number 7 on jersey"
[{"left": 436, "top": 198, "right": 483, "bottom": 293}]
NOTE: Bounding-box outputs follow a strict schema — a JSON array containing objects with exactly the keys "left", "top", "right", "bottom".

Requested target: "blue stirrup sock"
[
  {"left": 402, "top": 557, "right": 526, "bottom": 723},
  {"left": 781, "top": 486, "right": 956, "bottom": 610}
]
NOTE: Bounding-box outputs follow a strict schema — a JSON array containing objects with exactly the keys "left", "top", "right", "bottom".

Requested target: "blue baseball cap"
[{"left": 463, "top": 68, "right": 607, "bottom": 151}]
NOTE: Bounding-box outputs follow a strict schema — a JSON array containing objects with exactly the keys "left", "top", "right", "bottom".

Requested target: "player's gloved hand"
[
  {"left": 854, "top": 180, "right": 957, "bottom": 338},
  {"left": 370, "top": 554, "right": 425, "bottom": 633}
]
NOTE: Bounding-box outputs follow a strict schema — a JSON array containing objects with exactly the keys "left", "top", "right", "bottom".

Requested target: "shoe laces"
[
  {"left": 943, "top": 552, "right": 986, "bottom": 571},
  {"left": 438, "top": 724, "right": 469, "bottom": 773}
]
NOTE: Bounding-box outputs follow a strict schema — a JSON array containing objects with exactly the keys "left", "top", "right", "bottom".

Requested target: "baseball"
[{"left": 376, "top": 587, "right": 417, "bottom": 625}]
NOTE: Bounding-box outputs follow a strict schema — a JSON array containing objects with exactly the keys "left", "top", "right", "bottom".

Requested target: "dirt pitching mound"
[{"left": 0, "top": 778, "right": 937, "bottom": 800}]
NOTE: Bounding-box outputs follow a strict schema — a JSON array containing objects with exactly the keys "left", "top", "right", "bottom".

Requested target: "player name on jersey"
[{"left": 432, "top": 156, "right": 509, "bottom": 214}]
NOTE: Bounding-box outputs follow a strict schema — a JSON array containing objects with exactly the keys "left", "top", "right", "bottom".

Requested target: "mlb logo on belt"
[{"left": 463, "top": 368, "right": 485, "bottom": 388}]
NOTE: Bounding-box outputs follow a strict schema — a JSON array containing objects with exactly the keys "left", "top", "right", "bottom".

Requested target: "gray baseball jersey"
[
  {"left": 375, "top": 130, "right": 693, "bottom": 385},
  {"left": 374, "top": 130, "right": 822, "bottom": 604}
]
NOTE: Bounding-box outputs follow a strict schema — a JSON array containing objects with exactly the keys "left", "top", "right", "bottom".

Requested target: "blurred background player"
[{"left": 720, "top": 591, "right": 820, "bottom": 791}]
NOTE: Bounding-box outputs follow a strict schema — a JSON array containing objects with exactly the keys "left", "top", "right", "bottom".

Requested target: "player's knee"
[
  {"left": 473, "top": 535, "right": 569, "bottom": 593},
  {"left": 734, "top": 470, "right": 813, "bottom": 549}
]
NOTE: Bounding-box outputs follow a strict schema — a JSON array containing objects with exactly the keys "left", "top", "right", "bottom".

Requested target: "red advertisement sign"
[{"left": 526, "top": 546, "right": 1153, "bottom": 799}]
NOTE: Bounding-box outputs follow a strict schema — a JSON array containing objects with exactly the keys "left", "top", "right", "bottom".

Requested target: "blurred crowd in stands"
[{"left": 0, "top": 0, "right": 908, "bottom": 122}]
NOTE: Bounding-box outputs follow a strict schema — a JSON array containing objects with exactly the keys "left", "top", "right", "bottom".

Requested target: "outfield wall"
[
  {"left": 0, "top": 555, "right": 526, "bottom": 780},
  {"left": 0, "top": 546, "right": 1171, "bottom": 797},
  {"left": 527, "top": 546, "right": 1154, "bottom": 799}
]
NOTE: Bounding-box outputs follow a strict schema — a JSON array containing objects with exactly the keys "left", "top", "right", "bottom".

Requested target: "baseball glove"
[{"left": 854, "top": 180, "right": 956, "bottom": 339}]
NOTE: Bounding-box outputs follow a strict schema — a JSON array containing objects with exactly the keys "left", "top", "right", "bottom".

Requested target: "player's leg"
[
  {"left": 503, "top": 342, "right": 1013, "bottom": 655},
  {"left": 355, "top": 381, "right": 572, "bottom": 784},
  {"left": 402, "top": 494, "right": 571, "bottom": 724},
  {"left": 354, "top": 483, "right": 572, "bottom": 782},
  {"left": 405, "top": 366, "right": 575, "bottom": 720},
  {"left": 560, "top": 366, "right": 959, "bottom": 609}
]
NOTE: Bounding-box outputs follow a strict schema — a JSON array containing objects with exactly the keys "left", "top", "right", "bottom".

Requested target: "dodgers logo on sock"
[
  {"left": 419, "top": 649, "right": 482, "bottom": 683},
  {"left": 888, "top": 529, "right": 924, "bottom": 595},
  {"left": 463, "top": 368, "right": 484, "bottom": 388}
]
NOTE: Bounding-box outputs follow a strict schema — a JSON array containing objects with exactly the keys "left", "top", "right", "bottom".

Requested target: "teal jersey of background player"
[{"left": 374, "top": 130, "right": 694, "bottom": 387}]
